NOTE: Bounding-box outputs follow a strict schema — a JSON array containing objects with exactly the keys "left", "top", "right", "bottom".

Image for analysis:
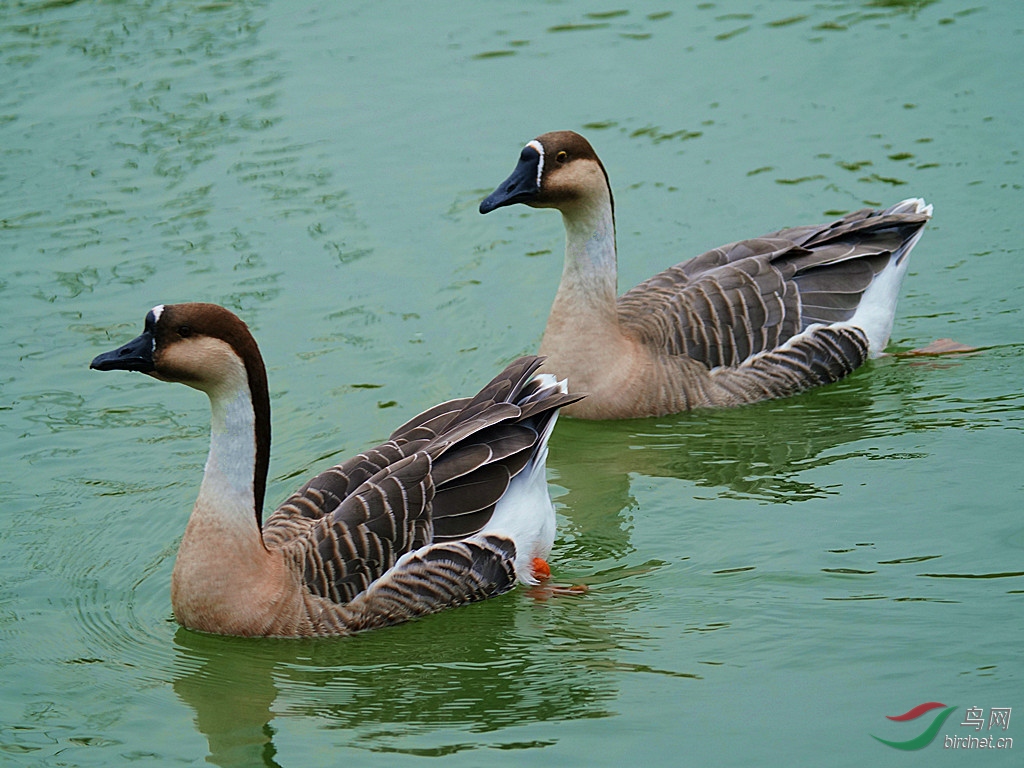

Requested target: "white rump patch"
[
  {"left": 846, "top": 255, "right": 911, "bottom": 357},
  {"left": 480, "top": 373, "right": 566, "bottom": 584},
  {"left": 845, "top": 197, "right": 930, "bottom": 356}
]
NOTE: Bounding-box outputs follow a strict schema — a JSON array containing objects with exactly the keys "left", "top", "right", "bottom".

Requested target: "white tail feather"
[
  {"left": 480, "top": 373, "right": 566, "bottom": 584},
  {"left": 845, "top": 198, "right": 931, "bottom": 356}
]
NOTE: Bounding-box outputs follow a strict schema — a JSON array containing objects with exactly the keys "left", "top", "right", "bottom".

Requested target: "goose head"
[
  {"left": 90, "top": 303, "right": 267, "bottom": 399},
  {"left": 479, "top": 131, "right": 613, "bottom": 216},
  {"left": 91, "top": 303, "right": 272, "bottom": 520}
]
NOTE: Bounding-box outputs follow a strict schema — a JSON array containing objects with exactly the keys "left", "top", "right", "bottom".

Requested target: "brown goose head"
[
  {"left": 479, "top": 130, "right": 613, "bottom": 215},
  {"left": 91, "top": 302, "right": 271, "bottom": 521}
]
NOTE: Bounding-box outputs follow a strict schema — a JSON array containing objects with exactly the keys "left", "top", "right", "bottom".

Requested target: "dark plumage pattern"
[{"left": 262, "top": 356, "right": 581, "bottom": 629}]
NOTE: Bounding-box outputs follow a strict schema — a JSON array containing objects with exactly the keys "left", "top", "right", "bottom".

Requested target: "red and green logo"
[{"left": 872, "top": 702, "right": 958, "bottom": 750}]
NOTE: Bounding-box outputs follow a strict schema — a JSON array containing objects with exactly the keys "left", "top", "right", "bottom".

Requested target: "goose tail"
[
  {"left": 845, "top": 197, "right": 931, "bottom": 356},
  {"left": 884, "top": 197, "right": 933, "bottom": 264},
  {"left": 481, "top": 372, "right": 570, "bottom": 585}
]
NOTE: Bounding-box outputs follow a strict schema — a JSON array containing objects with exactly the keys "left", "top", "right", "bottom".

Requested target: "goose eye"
[
  {"left": 556, "top": 150, "right": 568, "bottom": 163},
  {"left": 177, "top": 325, "right": 193, "bottom": 338}
]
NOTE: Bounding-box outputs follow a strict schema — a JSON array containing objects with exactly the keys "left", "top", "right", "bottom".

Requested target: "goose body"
[
  {"left": 90, "top": 303, "right": 581, "bottom": 637},
  {"left": 480, "top": 131, "right": 932, "bottom": 419}
]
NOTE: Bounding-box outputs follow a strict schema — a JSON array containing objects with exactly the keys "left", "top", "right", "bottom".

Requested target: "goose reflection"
[
  {"left": 171, "top": 630, "right": 283, "bottom": 768},
  {"left": 548, "top": 357, "right": 929, "bottom": 561},
  {"left": 170, "top": 583, "right": 633, "bottom": 765}
]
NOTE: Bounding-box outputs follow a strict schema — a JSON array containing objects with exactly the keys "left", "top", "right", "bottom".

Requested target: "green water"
[{"left": 2, "top": 1, "right": 1021, "bottom": 765}]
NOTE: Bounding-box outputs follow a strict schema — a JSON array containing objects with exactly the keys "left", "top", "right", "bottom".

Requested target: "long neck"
[
  {"left": 199, "top": 347, "right": 271, "bottom": 524},
  {"left": 185, "top": 351, "right": 271, "bottom": 550},
  {"left": 546, "top": 187, "right": 620, "bottom": 336},
  {"left": 172, "top": 376, "right": 289, "bottom": 634},
  {"left": 197, "top": 383, "right": 263, "bottom": 536}
]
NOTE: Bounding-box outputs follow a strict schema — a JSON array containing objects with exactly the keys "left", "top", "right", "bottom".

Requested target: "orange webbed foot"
[
  {"left": 525, "top": 558, "right": 588, "bottom": 600},
  {"left": 531, "top": 557, "right": 551, "bottom": 580}
]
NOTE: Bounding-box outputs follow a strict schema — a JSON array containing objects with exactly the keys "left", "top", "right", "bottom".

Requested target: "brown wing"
[
  {"left": 314, "top": 535, "right": 519, "bottom": 635},
  {"left": 271, "top": 356, "right": 581, "bottom": 608},
  {"left": 299, "top": 452, "right": 437, "bottom": 605},
  {"left": 263, "top": 356, "right": 579, "bottom": 547},
  {"left": 617, "top": 205, "right": 929, "bottom": 370},
  {"left": 262, "top": 440, "right": 427, "bottom": 547}
]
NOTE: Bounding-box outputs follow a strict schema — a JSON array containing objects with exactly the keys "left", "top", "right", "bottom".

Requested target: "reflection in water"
[
  {"left": 173, "top": 631, "right": 283, "bottom": 768},
  {"left": 170, "top": 585, "right": 639, "bottom": 765},
  {"left": 548, "top": 354, "right": 972, "bottom": 560}
]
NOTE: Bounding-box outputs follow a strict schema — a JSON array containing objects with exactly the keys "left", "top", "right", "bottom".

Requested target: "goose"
[
  {"left": 90, "top": 302, "right": 582, "bottom": 637},
  {"left": 479, "top": 130, "right": 932, "bottom": 419}
]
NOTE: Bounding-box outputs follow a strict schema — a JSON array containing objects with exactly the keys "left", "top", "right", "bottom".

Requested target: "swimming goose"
[
  {"left": 90, "top": 303, "right": 582, "bottom": 637},
  {"left": 480, "top": 130, "right": 932, "bottom": 419}
]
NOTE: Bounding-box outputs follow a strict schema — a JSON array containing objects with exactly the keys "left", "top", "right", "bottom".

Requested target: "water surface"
[{"left": 2, "top": 1, "right": 1021, "bottom": 766}]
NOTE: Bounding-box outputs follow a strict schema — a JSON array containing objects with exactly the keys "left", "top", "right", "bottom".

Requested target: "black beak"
[
  {"left": 479, "top": 146, "right": 542, "bottom": 214},
  {"left": 90, "top": 330, "right": 156, "bottom": 373}
]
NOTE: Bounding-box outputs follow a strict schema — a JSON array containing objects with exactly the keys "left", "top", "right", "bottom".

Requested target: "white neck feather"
[
  {"left": 554, "top": 187, "right": 618, "bottom": 320},
  {"left": 194, "top": 372, "right": 261, "bottom": 538}
]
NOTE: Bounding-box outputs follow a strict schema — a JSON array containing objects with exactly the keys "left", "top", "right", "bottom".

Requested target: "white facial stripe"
[
  {"left": 527, "top": 140, "right": 544, "bottom": 188},
  {"left": 150, "top": 304, "right": 164, "bottom": 353}
]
